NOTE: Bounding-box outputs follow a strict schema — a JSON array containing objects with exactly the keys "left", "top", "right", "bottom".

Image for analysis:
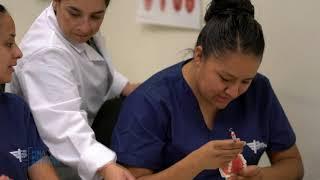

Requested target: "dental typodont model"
[{"left": 219, "top": 129, "right": 247, "bottom": 179}]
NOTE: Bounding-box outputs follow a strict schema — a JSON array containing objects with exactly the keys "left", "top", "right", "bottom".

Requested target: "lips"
[
  {"left": 73, "top": 34, "right": 91, "bottom": 43},
  {"left": 8, "top": 66, "right": 15, "bottom": 73},
  {"left": 76, "top": 34, "right": 89, "bottom": 38},
  {"left": 216, "top": 95, "right": 230, "bottom": 103}
]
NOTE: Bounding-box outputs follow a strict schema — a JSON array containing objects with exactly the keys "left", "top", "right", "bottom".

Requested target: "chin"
[
  {"left": 1, "top": 76, "right": 11, "bottom": 84},
  {"left": 216, "top": 105, "right": 227, "bottom": 110},
  {"left": 216, "top": 101, "right": 231, "bottom": 109},
  {"left": 75, "top": 38, "right": 90, "bottom": 44},
  {"left": 68, "top": 35, "right": 90, "bottom": 44}
]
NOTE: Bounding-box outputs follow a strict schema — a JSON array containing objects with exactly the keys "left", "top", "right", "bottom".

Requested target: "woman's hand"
[
  {"left": 228, "top": 165, "right": 263, "bottom": 180},
  {"left": 122, "top": 83, "right": 140, "bottom": 96},
  {"left": 99, "top": 162, "right": 136, "bottom": 180},
  {"left": 192, "top": 139, "right": 246, "bottom": 170},
  {"left": 0, "top": 175, "right": 12, "bottom": 180}
]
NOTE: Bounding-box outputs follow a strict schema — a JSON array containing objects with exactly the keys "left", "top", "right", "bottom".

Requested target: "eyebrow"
[
  {"left": 220, "top": 71, "right": 255, "bottom": 81},
  {"left": 67, "top": 6, "right": 105, "bottom": 15}
]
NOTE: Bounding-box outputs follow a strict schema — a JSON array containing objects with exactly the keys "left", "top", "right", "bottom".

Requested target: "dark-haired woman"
[
  {"left": 6, "top": 0, "right": 137, "bottom": 179},
  {"left": 0, "top": 4, "right": 58, "bottom": 180},
  {"left": 111, "top": 0, "right": 304, "bottom": 179}
]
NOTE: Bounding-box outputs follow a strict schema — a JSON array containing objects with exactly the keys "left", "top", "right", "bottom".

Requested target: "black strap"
[{"left": 87, "top": 38, "right": 103, "bottom": 56}]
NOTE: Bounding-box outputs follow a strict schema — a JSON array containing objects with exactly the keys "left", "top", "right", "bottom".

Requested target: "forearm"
[
  {"left": 261, "top": 157, "right": 304, "bottom": 180},
  {"left": 17, "top": 53, "right": 116, "bottom": 178},
  {"left": 28, "top": 156, "right": 59, "bottom": 180},
  {"left": 31, "top": 106, "right": 116, "bottom": 179},
  {"left": 121, "top": 82, "right": 140, "bottom": 96},
  {"left": 136, "top": 153, "right": 204, "bottom": 180},
  {"left": 112, "top": 70, "right": 129, "bottom": 96}
]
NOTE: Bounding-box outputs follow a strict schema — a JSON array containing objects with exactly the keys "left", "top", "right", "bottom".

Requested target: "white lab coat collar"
[{"left": 46, "top": 3, "right": 105, "bottom": 62}]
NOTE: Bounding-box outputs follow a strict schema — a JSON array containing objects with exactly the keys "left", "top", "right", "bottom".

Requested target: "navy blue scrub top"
[
  {"left": 112, "top": 60, "right": 296, "bottom": 180},
  {"left": 0, "top": 93, "right": 48, "bottom": 180}
]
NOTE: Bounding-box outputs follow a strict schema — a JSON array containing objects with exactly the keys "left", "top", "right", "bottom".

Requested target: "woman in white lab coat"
[{"left": 7, "top": 0, "right": 137, "bottom": 179}]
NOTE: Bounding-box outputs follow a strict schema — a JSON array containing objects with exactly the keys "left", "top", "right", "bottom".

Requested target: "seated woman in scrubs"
[
  {"left": 0, "top": 4, "right": 58, "bottom": 180},
  {"left": 111, "top": 0, "right": 304, "bottom": 179}
]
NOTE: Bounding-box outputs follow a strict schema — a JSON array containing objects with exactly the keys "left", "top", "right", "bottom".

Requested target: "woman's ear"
[
  {"left": 52, "top": 0, "right": 59, "bottom": 10},
  {"left": 194, "top": 46, "right": 203, "bottom": 65}
]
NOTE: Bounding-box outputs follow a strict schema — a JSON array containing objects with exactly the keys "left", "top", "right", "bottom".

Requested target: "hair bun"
[{"left": 205, "top": 0, "right": 254, "bottom": 23}]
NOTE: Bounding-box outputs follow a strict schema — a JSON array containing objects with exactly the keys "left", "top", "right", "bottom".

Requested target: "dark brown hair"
[
  {"left": 105, "top": 0, "right": 110, "bottom": 7},
  {"left": 0, "top": 4, "right": 7, "bottom": 14},
  {"left": 196, "top": 0, "right": 265, "bottom": 59}
]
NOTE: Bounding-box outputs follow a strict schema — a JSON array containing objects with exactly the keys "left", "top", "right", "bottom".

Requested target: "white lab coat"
[{"left": 6, "top": 4, "right": 128, "bottom": 180}]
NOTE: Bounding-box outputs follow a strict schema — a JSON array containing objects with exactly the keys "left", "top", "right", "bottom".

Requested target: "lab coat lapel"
[
  {"left": 92, "top": 33, "right": 115, "bottom": 72},
  {"left": 85, "top": 43, "right": 104, "bottom": 62},
  {"left": 93, "top": 34, "right": 108, "bottom": 59}
]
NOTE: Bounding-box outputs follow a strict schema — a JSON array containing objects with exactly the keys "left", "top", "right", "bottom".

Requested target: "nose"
[
  {"left": 14, "top": 45, "right": 23, "bottom": 59},
  {"left": 224, "top": 83, "right": 240, "bottom": 99},
  {"left": 78, "top": 17, "right": 92, "bottom": 34}
]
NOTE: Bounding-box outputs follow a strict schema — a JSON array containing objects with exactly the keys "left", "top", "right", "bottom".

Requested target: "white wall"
[
  {"left": 1, "top": 0, "right": 50, "bottom": 41},
  {"left": 254, "top": 1, "right": 320, "bottom": 179},
  {"left": 102, "top": 0, "right": 203, "bottom": 82},
  {"left": 2, "top": 0, "right": 319, "bottom": 179}
]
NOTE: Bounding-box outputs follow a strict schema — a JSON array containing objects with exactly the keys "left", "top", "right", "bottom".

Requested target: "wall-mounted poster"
[{"left": 137, "top": 0, "right": 201, "bottom": 30}]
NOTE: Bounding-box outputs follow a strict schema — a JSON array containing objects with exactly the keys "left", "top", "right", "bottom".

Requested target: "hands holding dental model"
[{"left": 219, "top": 129, "right": 263, "bottom": 180}]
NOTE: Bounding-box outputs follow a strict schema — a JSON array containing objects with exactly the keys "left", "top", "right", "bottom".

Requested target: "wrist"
[
  {"left": 187, "top": 149, "right": 206, "bottom": 173},
  {"left": 121, "top": 82, "right": 130, "bottom": 96},
  {"left": 98, "top": 162, "right": 115, "bottom": 176},
  {"left": 259, "top": 167, "right": 270, "bottom": 180}
]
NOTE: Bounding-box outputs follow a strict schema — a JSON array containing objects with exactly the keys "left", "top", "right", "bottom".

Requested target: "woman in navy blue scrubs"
[
  {"left": 111, "top": 0, "right": 304, "bottom": 179},
  {"left": 0, "top": 4, "right": 58, "bottom": 180}
]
